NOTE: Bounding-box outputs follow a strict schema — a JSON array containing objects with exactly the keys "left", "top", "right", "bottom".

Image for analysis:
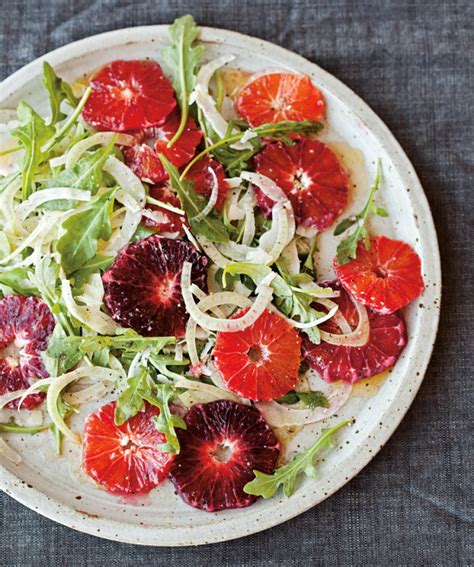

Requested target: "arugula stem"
[
  {"left": 43, "top": 87, "right": 91, "bottom": 154},
  {"left": 0, "top": 145, "right": 21, "bottom": 157},
  {"left": 146, "top": 195, "right": 185, "bottom": 215},
  {"left": 180, "top": 131, "right": 245, "bottom": 179},
  {"left": 0, "top": 422, "right": 49, "bottom": 434},
  {"left": 167, "top": 32, "right": 188, "bottom": 148}
]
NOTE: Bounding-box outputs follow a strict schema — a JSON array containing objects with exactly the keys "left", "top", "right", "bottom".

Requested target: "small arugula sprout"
[
  {"left": 334, "top": 159, "right": 388, "bottom": 265},
  {"left": 162, "top": 14, "right": 205, "bottom": 147},
  {"left": 244, "top": 419, "right": 351, "bottom": 498},
  {"left": 114, "top": 368, "right": 186, "bottom": 455}
]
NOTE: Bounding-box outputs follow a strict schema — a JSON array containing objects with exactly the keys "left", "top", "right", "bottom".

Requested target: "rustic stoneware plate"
[{"left": 0, "top": 25, "right": 441, "bottom": 546}]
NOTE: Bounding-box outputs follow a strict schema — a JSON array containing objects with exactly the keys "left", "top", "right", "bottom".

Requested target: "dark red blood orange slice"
[
  {"left": 169, "top": 400, "right": 280, "bottom": 511},
  {"left": 254, "top": 139, "right": 349, "bottom": 231},
  {"left": 141, "top": 184, "right": 186, "bottom": 236},
  {"left": 302, "top": 283, "right": 407, "bottom": 383},
  {"left": 0, "top": 295, "right": 55, "bottom": 409},
  {"left": 82, "top": 60, "right": 176, "bottom": 132},
  {"left": 102, "top": 236, "right": 208, "bottom": 337},
  {"left": 334, "top": 235, "right": 425, "bottom": 314},
  {"left": 237, "top": 72, "right": 325, "bottom": 127},
  {"left": 185, "top": 157, "right": 229, "bottom": 212},
  {"left": 82, "top": 401, "right": 174, "bottom": 495},
  {"left": 213, "top": 308, "right": 301, "bottom": 401}
]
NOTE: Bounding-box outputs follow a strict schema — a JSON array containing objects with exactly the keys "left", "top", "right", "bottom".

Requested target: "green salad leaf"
[
  {"left": 114, "top": 367, "right": 149, "bottom": 426},
  {"left": 141, "top": 384, "right": 187, "bottom": 455},
  {"left": 43, "top": 142, "right": 116, "bottom": 208},
  {"left": 334, "top": 159, "right": 388, "bottom": 265},
  {"left": 67, "top": 331, "right": 175, "bottom": 355},
  {"left": 42, "top": 62, "right": 79, "bottom": 125},
  {"left": 12, "top": 102, "right": 55, "bottom": 200},
  {"left": 70, "top": 254, "right": 114, "bottom": 288},
  {"left": 160, "top": 154, "right": 229, "bottom": 243},
  {"left": 114, "top": 370, "right": 186, "bottom": 454},
  {"left": 0, "top": 267, "right": 38, "bottom": 296},
  {"left": 244, "top": 420, "right": 351, "bottom": 498},
  {"left": 223, "top": 262, "right": 330, "bottom": 344},
  {"left": 43, "top": 326, "right": 84, "bottom": 377},
  {"left": 162, "top": 14, "right": 204, "bottom": 147},
  {"left": 277, "top": 390, "right": 330, "bottom": 409},
  {"left": 56, "top": 187, "right": 117, "bottom": 275}
]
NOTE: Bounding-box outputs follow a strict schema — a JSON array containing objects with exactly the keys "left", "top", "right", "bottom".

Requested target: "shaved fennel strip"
[
  {"left": 47, "top": 367, "right": 120, "bottom": 444},
  {"left": 63, "top": 382, "right": 108, "bottom": 405},
  {"left": 61, "top": 278, "right": 118, "bottom": 334},
  {"left": 191, "top": 166, "right": 220, "bottom": 222},
  {"left": 319, "top": 296, "right": 370, "bottom": 346},
  {"left": 175, "top": 376, "right": 241, "bottom": 403},
  {"left": 0, "top": 438, "right": 21, "bottom": 464},
  {"left": 17, "top": 188, "right": 92, "bottom": 220},
  {"left": 65, "top": 132, "right": 136, "bottom": 169},
  {"left": 185, "top": 290, "right": 253, "bottom": 366},
  {"left": 182, "top": 262, "right": 272, "bottom": 332},
  {"left": 194, "top": 55, "right": 251, "bottom": 151},
  {"left": 255, "top": 381, "right": 352, "bottom": 427}
]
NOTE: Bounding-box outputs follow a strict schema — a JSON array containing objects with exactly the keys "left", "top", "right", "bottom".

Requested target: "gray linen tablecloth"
[{"left": 0, "top": 1, "right": 472, "bottom": 565}]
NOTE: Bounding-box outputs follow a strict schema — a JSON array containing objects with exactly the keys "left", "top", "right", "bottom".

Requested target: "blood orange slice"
[
  {"left": 213, "top": 308, "right": 301, "bottom": 401},
  {"left": 0, "top": 295, "right": 55, "bottom": 409},
  {"left": 82, "top": 60, "right": 176, "bottom": 131},
  {"left": 302, "top": 283, "right": 407, "bottom": 383},
  {"left": 82, "top": 401, "right": 174, "bottom": 495},
  {"left": 103, "top": 236, "right": 208, "bottom": 337},
  {"left": 254, "top": 139, "right": 349, "bottom": 231},
  {"left": 169, "top": 400, "right": 280, "bottom": 511},
  {"left": 123, "top": 110, "right": 203, "bottom": 184},
  {"left": 237, "top": 72, "right": 325, "bottom": 127},
  {"left": 334, "top": 235, "right": 425, "bottom": 314},
  {"left": 185, "top": 157, "right": 229, "bottom": 212}
]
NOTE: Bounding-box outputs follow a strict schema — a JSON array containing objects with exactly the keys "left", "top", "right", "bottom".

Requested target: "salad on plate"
[{"left": 0, "top": 15, "right": 424, "bottom": 512}]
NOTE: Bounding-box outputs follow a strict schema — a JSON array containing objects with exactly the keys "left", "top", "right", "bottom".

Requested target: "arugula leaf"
[
  {"left": 159, "top": 154, "right": 229, "bottom": 243},
  {"left": 162, "top": 14, "right": 205, "bottom": 147},
  {"left": 43, "top": 142, "right": 115, "bottom": 208},
  {"left": 182, "top": 120, "right": 323, "bottom": 178},
  {"left": 0, "top": 418, "right": 49, "bottom": 434},
  {"left": 42, "top": 62, "right": 79, "bottom": 125},
  {"left": 67, "top": 331, "right": 175, "bottom": 355},
  {"left": 50, "top": 395, "right": 78, "bottom": 454},
  {"left": 114, "top": 367, "right": 149, "bottom": 426},
  {"left": 244, "top": 420, "right": 351, "bottom": 498},
  {"left": 12, "top": 102, "right": 55, "bottom": 200},
  {"left": 223, "top": 262, "right": 328, "bottom": 344},
  {"left": 0, "top": 266, "right": 38, "bottom": 296},
  {"left": 141, "top": 384, "right": 187, "bottom": 454},
  {"left": 70, "top": 254, "right": 114, "bottom": 288},
  {"left": 148, "top": 353, "right": 189, "bottom": 381},
  {"left": 56, "top": 187, "right": 117, "bottom": 275},
  {"left": 42, "top": 325, "right": 84, "bottom": 377},
  {"left": 334, "top": 160, "right": 388, "bottom": 265},
  {"left": 132, "top": 223, "right": 158, "bottom": 242},
  {"left": 277, "top": 390, "right": 329, "bottom": 409}
]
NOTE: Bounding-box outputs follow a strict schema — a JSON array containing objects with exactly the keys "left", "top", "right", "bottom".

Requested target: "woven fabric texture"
[{"left": 0, "top": 1, "right": 472, "bottom": 565}]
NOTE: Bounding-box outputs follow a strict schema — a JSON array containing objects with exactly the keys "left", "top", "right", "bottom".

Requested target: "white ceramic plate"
[{"left": 0, "top": 25, "right": 441, "bottom": 546}]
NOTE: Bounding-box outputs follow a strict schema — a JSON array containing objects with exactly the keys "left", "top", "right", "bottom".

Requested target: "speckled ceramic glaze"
[{"left": 0, "top": 26, "right": 441, "bottom": 546}]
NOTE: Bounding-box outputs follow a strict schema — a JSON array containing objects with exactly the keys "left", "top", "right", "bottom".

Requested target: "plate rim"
[{"left": 0, "top": 24, "right": 441, "bottom": 546}]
